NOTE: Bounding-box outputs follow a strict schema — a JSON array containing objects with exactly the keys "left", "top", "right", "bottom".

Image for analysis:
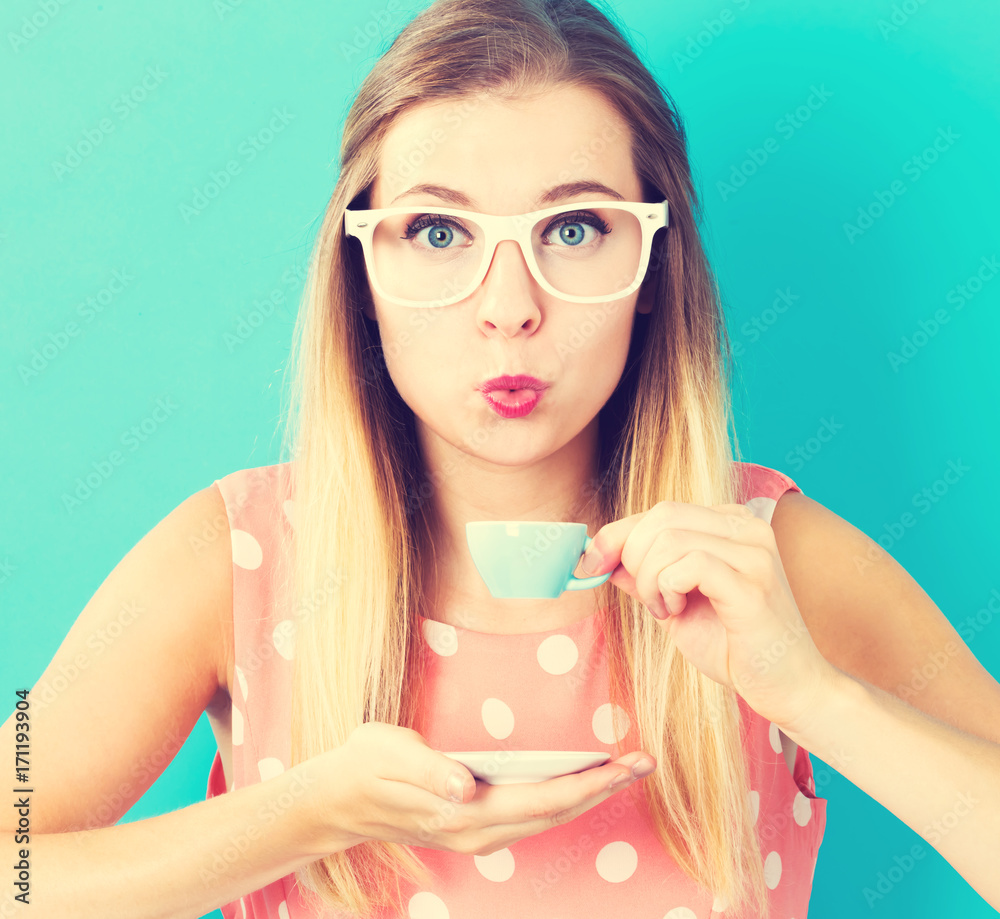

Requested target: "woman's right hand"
[{"left": 296, "top": 721, "right": 657, "bottom": 858}]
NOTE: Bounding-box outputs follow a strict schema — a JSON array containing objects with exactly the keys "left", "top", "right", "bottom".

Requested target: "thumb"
[{"left": 440, "top": 754, "right": 477, "bottom": 803}]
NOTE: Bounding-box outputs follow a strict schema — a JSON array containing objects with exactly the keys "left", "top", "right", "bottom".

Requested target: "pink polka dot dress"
[{"left": 206, "top": 461, "right": 826, "bottom": 918}]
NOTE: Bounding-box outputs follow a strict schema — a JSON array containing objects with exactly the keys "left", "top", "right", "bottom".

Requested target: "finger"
[
  {"left": 633, "top": 529, "right": 763, "bottom": 619},
  {"left": 654, "top": 546, "right": 761, "bottom": 626},
  {"left": 378, "top": 729, "right": 477, "bottom": 804},
  {"left": 615, "top": 502, "right": 759, "bottom": 582},
  {"left": 475, "top": 752, "right": 657, "bottom": 839},
  {"left": 386, "top": 753, "right": 657, "bottom": 853}
]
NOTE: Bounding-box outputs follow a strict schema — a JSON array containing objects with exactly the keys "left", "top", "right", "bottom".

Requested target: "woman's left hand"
[{"left": 580, "top": 500, "right": 838, "bottom": 731}]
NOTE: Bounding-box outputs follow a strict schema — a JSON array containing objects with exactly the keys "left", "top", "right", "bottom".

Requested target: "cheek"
[
  {"left": 378, "top": 312, "right": 457, "bottom": 392},
  {"left": 560, "top": 304, "right": 636, "bottom": 361}
]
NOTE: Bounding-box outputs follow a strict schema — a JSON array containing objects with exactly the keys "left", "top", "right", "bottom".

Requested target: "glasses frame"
[{"left": 343, "top": 199, "right": 669, "bottom": 308}]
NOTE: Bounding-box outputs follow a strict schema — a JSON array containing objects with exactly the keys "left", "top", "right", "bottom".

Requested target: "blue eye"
[
  {"left": 542, "top": 211, "right": 612, "bottom": 248},
  {"left": 557, "top": 222, "right": 587, "bottom": 246},
  {"left": 402, "top": 215, "right": 471, "bottom": 249},
  {"left": 426, "top": 225, "right": 453, "bottom": 248}
]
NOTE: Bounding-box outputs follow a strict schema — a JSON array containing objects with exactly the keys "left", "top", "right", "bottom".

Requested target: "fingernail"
[
  {"left": 631, "top": 759, "right": 655, "bottom": 779},
  {"left": 447, "top": 774, "right": 466, "bottom": 803},
  {"left": 581, "top": 550, "right": 601, "bottom": 575}
]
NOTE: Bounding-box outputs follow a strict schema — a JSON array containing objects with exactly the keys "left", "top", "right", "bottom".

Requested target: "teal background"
[{"left": 1, "top": 0, "right": 997, "bottom": 916}]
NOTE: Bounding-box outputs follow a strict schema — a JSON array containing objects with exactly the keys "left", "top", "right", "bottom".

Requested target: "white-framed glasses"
[{"left": 343, "top": 199, "right": 669, "bottom": 308}]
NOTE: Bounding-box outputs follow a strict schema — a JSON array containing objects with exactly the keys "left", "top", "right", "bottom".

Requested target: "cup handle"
[{"left": 564, "top": 535, "right": 612, "bottom": 591}]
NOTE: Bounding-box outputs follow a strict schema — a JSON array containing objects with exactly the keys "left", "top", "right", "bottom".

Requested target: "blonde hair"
[{"left": 278, "top": 0, "right": 765, "bottom": 915}]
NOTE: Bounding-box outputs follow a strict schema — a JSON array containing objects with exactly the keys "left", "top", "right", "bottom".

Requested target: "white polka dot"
[
  {"left": 763, "top": 850, "right": 782, "bottom": 889},
  {"left": 792, "top": 791, "right": 812, "bottom": 826},
  {"left": 592, "top": 703, "right": 630, "bottom": 744},
  {"left": 278, "top": 901, "right": 289, "bottom": 919},
  {"left": 231, "top": 529, "right": 263, "bottom": 569},
  {"left": 258, "top": 757, "right": 285, "bottom": 782},
  {"left": 422, "top": 618, "right": 458, "bottom": 657},
  {"left": 235, "top": 665, "right": 248, "bottom": 701},
  {"left": 536, "top": 634, "right": 579, "bottom": 674},
  {"left": 595, "top": 840, "right": 638, "bottom": 882},
  {"left": 474, "top": 847, "right": 515, "bottom": 881},
  {"left": 232, "top": 704, "right": 244, "bottom": 746},
  {"left": 482, "top": 698, "right": 515, "bottom": 739},
  {"left": 711, "top": 893, "right": 729, "bottom": 913},
  {"left": 748, "top": 789, "right": 760, "bottom": 824},
  {"left": 408, "top": 890, "right": 450, "bottom": 919},
  {"left": 665, "top": 909, "right": 698, "bottom": 919},
  {"left": 283, "top": 499, "right": 295, "bottom": 529},
  {"left": 272, "top": 619, "right": 295, "bottom": 660},
  {"left": 768, "top": 722, "right": 783, "bottom": 754}
]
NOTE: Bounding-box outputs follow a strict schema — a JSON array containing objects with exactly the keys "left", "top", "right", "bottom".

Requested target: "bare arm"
[
  {"left": 771, "top": 489, "right": 1000, "bottom": 909},
  {"left": 3, "top": 760, "right": 343, "bottom": 919},
  {"left": 0, "top": 484, "right": 340, "bottom": 916},
  {"left": 780, "top": 666, "right": 1000, "bottom": 910}
]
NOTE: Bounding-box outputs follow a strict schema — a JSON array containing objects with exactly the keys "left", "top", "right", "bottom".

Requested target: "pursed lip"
[{"left": 478, "top": 374, "right": 549, "bottom": 394}]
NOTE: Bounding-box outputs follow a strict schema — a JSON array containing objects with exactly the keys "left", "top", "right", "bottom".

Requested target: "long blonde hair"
[{"left": 278, "top": 0, "right": 764, "bottom": 914}]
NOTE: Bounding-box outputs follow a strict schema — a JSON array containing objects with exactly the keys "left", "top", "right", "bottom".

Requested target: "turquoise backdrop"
[{"left": 1, "top": 1, "right": 997, "bottom": 916}]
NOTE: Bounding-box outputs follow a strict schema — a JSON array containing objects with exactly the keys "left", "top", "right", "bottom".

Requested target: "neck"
[{"left": 416, "top": 419, "right": 611, "bottom": 634}]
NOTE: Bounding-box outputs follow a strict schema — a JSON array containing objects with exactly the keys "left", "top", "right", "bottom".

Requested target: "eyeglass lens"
[{"left": 369, "top": 205, "right": 643, "bottom": 304}]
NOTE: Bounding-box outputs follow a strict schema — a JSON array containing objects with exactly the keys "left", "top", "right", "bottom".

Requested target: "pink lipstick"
[{"left": 478, "top": 374, "right": 548, "bottom": 418}]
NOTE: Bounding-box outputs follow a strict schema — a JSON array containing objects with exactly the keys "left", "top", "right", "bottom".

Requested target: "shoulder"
[
  {"left": 0, "top": 480, "right": 237, "bottom": 832},
  {"left": 213, "top": 461, "right": 295, "bottom": 513}
]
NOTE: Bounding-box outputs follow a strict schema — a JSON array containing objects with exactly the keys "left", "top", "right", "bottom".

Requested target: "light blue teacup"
[{"left": 465, "top": 521, "right": 612, "bottom": 599}]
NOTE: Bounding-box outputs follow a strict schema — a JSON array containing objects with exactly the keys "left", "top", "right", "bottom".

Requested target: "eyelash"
[
  {"left": 542, "top": 210, "right": 612, "bottom": 239},
  {"left": 401, "top": 210, "right": 613, "bottom": 241}
]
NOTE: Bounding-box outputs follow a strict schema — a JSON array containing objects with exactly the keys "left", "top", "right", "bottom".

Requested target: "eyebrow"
[{"left": 388, "top": 180, "right": 627, "bottom": 208}]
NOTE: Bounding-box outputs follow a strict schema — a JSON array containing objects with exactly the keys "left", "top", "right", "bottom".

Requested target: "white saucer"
[{"left": 443, "top": 750, "right": 611, "bottom": 785}]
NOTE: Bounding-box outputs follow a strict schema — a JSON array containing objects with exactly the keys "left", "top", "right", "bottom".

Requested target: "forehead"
[{"left": 372, "top": 83, "right": 640, "bottom": 210}]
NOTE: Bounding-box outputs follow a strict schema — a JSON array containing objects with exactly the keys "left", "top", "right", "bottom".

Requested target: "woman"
[{"left": 4, "top": 1, "right": 999, "bottom": 917}]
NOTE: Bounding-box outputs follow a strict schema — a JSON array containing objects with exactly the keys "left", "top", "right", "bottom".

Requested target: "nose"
[{"left": 474, "top": 239, "right": 542, "bottom": 337}]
